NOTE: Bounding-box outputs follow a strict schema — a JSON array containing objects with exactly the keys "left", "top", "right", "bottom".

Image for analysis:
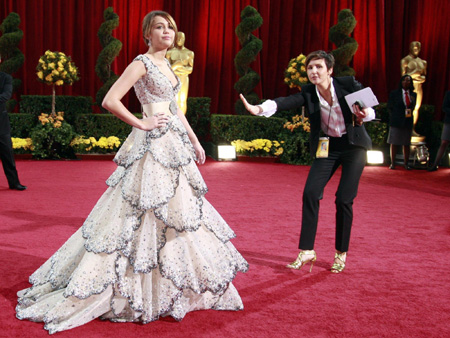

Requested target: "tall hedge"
[
  {"left": 95, "top": 7, "right": 122, "bottom": 111},
  {"left": 234, "top": 6, "right": 263, "bottom": 115},
  {"left": 20, "top": 95, "right": 93, "bottom": 124},
  {"left": 186, "top": 97, "right": 211, "bottom": 142},
  {"left": 0, "top": 12, "right": 24, "bottom": 111}
]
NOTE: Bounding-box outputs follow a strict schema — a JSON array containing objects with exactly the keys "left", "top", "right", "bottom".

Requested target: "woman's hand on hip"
[{"left": 140, "top": 113, "right": 169, "bottom": 131}]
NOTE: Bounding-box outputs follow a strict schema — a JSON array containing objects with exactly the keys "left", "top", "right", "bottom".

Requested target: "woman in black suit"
[
  {"left": 240, "top": 50, "right": 375, "bottom": 273},
  {"left": 387, "top": 75, "right": 416, "bottom": 170}
]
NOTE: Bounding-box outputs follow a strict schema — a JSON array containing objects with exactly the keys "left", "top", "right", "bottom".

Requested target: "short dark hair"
[{"left": 305, "top": 50, "right": 335, "bottom": 70}]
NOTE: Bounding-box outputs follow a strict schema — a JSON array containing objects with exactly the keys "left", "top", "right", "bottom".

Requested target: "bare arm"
[
  {"left": 102, "top": 61, "right": 168, "bottom": 131},
  {"left": 177, "top": 108, "right": 205, "bottom": 164}
]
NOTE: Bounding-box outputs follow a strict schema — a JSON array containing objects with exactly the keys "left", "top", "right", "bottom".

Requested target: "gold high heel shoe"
[
  {"left": 286, "top": 250, "right": 317, "bottom": 272},
  {"left": 331, "top": 251, "right": 346, "bottom": 273}
]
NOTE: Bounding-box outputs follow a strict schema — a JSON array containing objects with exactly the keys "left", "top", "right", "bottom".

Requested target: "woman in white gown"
[{"left": 16, "top": 11, "right": 248, "bottom": 334}]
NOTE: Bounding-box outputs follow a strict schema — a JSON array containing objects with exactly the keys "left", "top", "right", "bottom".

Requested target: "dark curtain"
[{"left": 1, "top": 0, "right": 449, "bottom": 119}]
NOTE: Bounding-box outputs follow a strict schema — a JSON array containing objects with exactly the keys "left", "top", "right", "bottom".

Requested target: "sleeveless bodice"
[{"left": 133, "top": 54, "right": 180, "bottom": 105}]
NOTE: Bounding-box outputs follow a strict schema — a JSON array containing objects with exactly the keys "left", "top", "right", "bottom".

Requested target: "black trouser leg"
[
  {"left": 0, "top": 133, "right": 20, "bottom": 187},
  {"left": 299, "top": 150, "right": 341, "bottom": 250},
  {"left": 334, "top": 146, "right": 366, "bottom": 252}
]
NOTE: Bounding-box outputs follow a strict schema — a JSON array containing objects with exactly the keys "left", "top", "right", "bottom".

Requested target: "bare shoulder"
[{"left": 127, "top": 59, "right": 147, "bottom": 74}]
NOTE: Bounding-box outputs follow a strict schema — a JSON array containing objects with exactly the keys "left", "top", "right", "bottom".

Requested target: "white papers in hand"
[{"left": 344, "top": 87, "right": 379, "bottom": 111}]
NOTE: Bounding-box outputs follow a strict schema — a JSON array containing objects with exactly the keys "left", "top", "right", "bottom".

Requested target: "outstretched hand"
[
  {"left": 140, "top": 113, "right": 170, "bottom": 131},
  {"left": 239, "top": 94, "right": 262, "bottom": 116}
]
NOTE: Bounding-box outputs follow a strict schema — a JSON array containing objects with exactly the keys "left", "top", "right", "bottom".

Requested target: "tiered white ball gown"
[{"left": 16, "top": 55, "right": 248, "bottom": 334}]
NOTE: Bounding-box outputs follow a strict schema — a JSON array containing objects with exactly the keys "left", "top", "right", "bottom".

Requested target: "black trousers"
[
  {"left": 299, "top": 135, "right": 366, "bottom": 252},
  {"left": 0, "top": 133, "right": 20, "bottom": 187}
]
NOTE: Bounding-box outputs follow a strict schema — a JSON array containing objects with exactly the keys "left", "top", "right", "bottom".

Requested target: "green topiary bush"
[
  {"left": 329, "top": 9, "right": 358, "bottom": 77},
  {"left": 0, "top": 12, "right": 24, "bottom": 112},
  {"left": 95, "top": 7, "right": 122, "bottom": 111},
  {"left": 234, "top": 6, "right": 263, "bottom": 115}
]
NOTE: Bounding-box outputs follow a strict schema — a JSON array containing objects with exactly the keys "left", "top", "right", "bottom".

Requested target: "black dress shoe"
[
  {"left": 427, "top": 165, "right": 438, "bottom": 172},
  {"left": 9, "top": 184, "right": 27, "bottom": 191}
]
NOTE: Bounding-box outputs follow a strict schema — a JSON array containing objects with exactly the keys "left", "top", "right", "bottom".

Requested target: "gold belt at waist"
[{"left": 141, "top": 101, "right": 172, "bottom": 117}]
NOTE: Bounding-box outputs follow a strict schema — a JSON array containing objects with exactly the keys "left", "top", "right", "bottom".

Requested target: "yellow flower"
[
  {"left": 274, "top": 148, "right": 283, "bottom": 156},
  {"left": 45, "top": 74, "right": 53, "bottom": 82},
  {"left": 52, "top": 70, "right": 59, "bottom": 76},
  {"left": 37, "top": 71, "right": 44, "bottom": 79},
  {"left": 107, "top": 136, "right": 121, "bottom": 148},
  {"left": 48, "top": 63, "right": 55, "bottom": 69},
  {"left": 55, "top": 80, "right": 64, "bottom": 86},
  {"left": 53, "top": 121, "right": 62, "bottom": 128}
]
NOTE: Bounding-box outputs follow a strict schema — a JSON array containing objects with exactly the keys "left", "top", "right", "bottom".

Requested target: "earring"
[{"left": 148, "top": 40, "right": 151, "bottom": 47}]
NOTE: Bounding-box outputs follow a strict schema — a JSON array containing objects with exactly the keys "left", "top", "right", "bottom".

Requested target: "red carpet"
[{"left": 1, "top": 159, "right": 449, "bottom": 337}]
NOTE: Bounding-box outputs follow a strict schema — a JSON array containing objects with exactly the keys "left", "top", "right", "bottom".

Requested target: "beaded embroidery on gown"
[{"left": 16, "top": 54, "right": 248, "bottom": 334}]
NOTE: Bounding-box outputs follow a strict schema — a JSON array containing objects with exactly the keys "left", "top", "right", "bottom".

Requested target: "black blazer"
[
  {"left": 387, "top": 88, "right": 416, "bottom": 129},
  {"left": 0, "top": 72, "right": 13, "bottom": 135},
  {"left": 274, "top": 76, "right": 372, "bottom": 157}
]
